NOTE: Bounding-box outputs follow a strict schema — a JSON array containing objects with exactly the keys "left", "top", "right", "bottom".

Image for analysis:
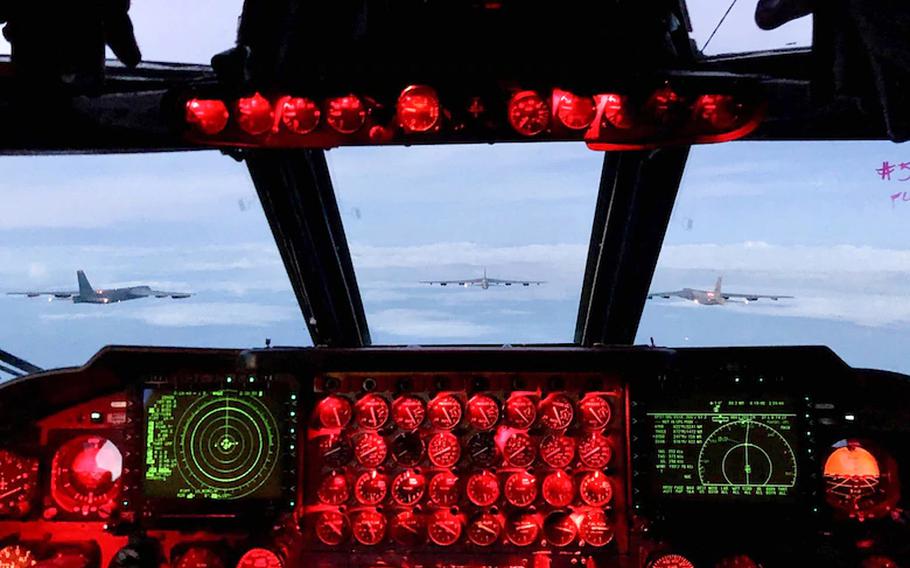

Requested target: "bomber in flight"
[
  {"left": 421, "top": 268, "right": 544, "bottom": 290},
  {"left": 8, "top": 270, "right": 193, "bottom": 304},
  {"left": 647, "top": 277, "right": 793, "bottom": 305}
]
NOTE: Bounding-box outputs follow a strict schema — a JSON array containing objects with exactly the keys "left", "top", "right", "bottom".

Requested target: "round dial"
[
  {"left": 280, "top": 97, "right": 321, "bottom": 135},
  {"left": 428, "top": 509, "right": 463, "bottom": 546},
  {"left": 468, "top": 513, "right": 503, "bottom": 546},
  {"left": 392, "top": 396, "right": 426, "bottom": 431},
  {"left": 538, "top": 394, "right": 574, "bottom": 430},
  {"left": 316, "top": 395, "right": 352, "bottom": 429},
  {"left": 555, "top": 92, "right": 596, "bottom": 130},
  {"left": 315, "top": 510, "right": 350, "bottom": 545},
  {"left": 579, "top": 471, "right": 613, "bottom": 506},
  {"left": 467, "top": 394, "right": 500, "bottom": 430},
  {"left": 397, "top": 85, "right": 441, "bottom": 133},
  {"left": 353, "top": 432, "right": 387, "bottom": 468},
  {"left": 542, "top": 470, "right": 575, "bottom": 507},
  {"left": 428, "top": 394, "right": 463, "bottom": 430},
  {"left": 317, "top": 471, "right": 350, "bottom": 505},
  {"left": 467, "top": 432, "right": 500, "bottom": 467},
  {"left": 390, "top": 510, "right": 425, "bottom": 546},
  {"left": 507, "top": 513, "right": 541, "bottom": 546},
  {"left": 540, "top": 435, "right": 576, "bottom": 469},
  {"left": 648, "top": 554, "right": 695, "bottom": 568},
  {"left": 391, "top": 470, "right": 426, "bottom": 505},
  {"left": 503, "top": 432, "right": 536, "bottom": 467},
  {"left": 351, "top": 509, "right": 387, "bottom": 545},
  {"left": 504, "top": 472, "right": 538, "bottom": 507},
  {"left": 466, "top": 470, "right": 500, "bottom": 507},
  {"left": 0, "top": 545, "right": 35, "bottom": 568},
  {"left": 507, "top": 91, "right": 550, "bottom": 137},
  {"left": 579, "top": 509, "right": 613, "bottom": 547},
  {"left": 429, "top": 471, "right": 460, "bottom": 507},
  {"left": 544, "top": 512, "right": 578, "bottom": 547},
  {"left": 579, "top": 395, "right": 612, "bottom": 431},
  {"left": 577, "top": 432, "right": 612, "bottom": 469},
  {"left": 354, "top": 470, "right": 388, "bottom": 505},
  {"left": 176, "top": 547, "right": 225, "bottom": 568},
  {"left": 505, "top": 395, "right": 537, "bottom": 429},
  {"left": 237, "top": 549, "right": 283, "bottom": 568},
  {"left": 391, "top": 432, "right": 425, "bottom": 466},
  {"left": 428, "top": 432, "right": 461, "bottom": 467},
  {"left": 355, "top": 394, "right": 390, "bottom": 430},
  {"left": 326, "top": 95, "right": 367, "bottom": 134},
  {"left": 0, "top": 450, "right": 38, "bottom": 518},
  {"left": 318, "top": 434, "right": 353, "bottom": 467},
  {"left": 50, "top": 435, "right": 122, "bottom": 517}
]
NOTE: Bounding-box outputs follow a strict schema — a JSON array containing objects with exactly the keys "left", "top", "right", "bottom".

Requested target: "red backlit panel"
[{"left": 300, "top": 372, "right": 628, "bottom": 559}]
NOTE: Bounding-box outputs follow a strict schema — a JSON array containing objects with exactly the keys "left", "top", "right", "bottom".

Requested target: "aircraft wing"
[
  {"left": 647, "top": 290, "right": 686, "bottom": 299},
  {"left": 485, "top": 278, "right": 545, "bottom": 286},
  {"left": 149, "top": 290, "right": 193, "bottom": 299},
  {"left": 7, "top": 290, "right": 77, "bottom": 299},
  {"left": 722, "top": 293, "right": 794, "bottom": 301},
  {"left": 420, "top": 278, "right": 483, "bottom": 287}
]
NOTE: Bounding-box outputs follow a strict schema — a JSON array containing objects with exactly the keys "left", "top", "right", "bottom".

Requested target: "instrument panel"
[{"left": 0, "top": 346, "right": 906, "bottom": 568}]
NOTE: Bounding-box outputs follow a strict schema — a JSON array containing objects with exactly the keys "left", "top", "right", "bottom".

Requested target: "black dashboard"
[{"left": 0, "top": 345, "right": 906, "bottom": 568}]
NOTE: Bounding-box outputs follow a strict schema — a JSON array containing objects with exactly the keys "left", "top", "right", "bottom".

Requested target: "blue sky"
[{"left": 2, "top": 4, "right": 908, "bottom": 375}]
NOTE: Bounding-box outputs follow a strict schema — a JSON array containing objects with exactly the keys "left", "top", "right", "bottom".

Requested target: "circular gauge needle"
[
  {"left": 437, "top": 522, "right": 459, "bottom": 538},
  {"left": 0, "top": 487, "right": 23, "bottom": 500}
]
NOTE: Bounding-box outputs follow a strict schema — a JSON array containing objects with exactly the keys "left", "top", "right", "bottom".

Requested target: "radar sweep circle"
[{"left": 697, "top": 418, "right": 797, "bottom": 489}]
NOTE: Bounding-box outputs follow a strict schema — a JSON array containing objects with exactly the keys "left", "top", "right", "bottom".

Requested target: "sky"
[{"left": 2, "top": 3, "right": 908, "bottom": 376}]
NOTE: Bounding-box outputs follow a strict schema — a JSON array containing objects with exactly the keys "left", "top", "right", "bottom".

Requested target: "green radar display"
[{"left": 145, "top": 389, "right": 284, "bottom": 501}]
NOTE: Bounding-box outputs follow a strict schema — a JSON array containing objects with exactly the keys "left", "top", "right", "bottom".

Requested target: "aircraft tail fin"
[
  {"left": 77, "top": 270, "right": 95, "bottom": 297},
  {"left": 714, "top": 276, "right": 723, "bottom": 296}
]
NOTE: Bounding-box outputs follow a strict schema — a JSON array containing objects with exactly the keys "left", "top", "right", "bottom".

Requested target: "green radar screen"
[{"left": 144, "top": 389, "right": 284, "bottom": 500}]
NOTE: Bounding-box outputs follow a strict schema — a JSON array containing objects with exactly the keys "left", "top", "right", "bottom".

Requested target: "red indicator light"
[
  {"left": 185, "top": 99, "right": 229, "bottom": 135},
  {"left": 542, "top": 470, "right": 574, "bottom": 507},
  {"left": 428, "top": 509, "right": 463, "bottom": 546},
  {"left": 391, "top": 470, "right": 426, "bottom": 505},
  {"left": 280, "top": 97, "right": 321, "bottom": 134},
  {"left": 315, "top": 511, "right": 350, "bottom": 546},
  {"left": 554, "top": 90, "right": 596, "bottom": 130},
  {"left": 235, "top": 93, "right": 274, "bottom": 136},
  {"left": 597, "top": 94, "right": 632, "bottom": 130},
  {"left": 467, "top": 394, "right": 500, "bottom": 430},
  {"left": 353, "top": 432, "right": 387, "bottom": 468},
  {"left": 467, "top": 513, "right": 503, "bottom": 546},
  {"left": 538, "top": 393, "right": 574, "bottom": 430},
  {"left": 428, "top": 431, "right": 461, "bottom": 467},
  {"left": 506, "top": 513, "right": 541, "bottom": 546},
  {"left": 577, "top": 432, "right": 612, "bottom": 469},
  {"left": 505, "top": 395, "right": 537, "bottom": 429},
  {"left": 391, "top": 395, "right": 426, "bottom": 431},
  {"left": 504, "top": 471, "right": 538, "bottom": 507},
  {"left": 50, "top": 435, "right": 122, "bottom": 517},
  {"left": 507, "top": 90, "right": 550, "bottom": 137},
  {"left": 397, "top": 85, "right": 441, "bottom": 133},
  {"left": 354, "top": 470, "right": 388, "bottom": 505},
  {"left": 579, "top": 471, "right": 613, "bottom": 506},
  {"left": 355, "top": 394, "right": 389, "bottom": 429},
  {"left": 391, "top": 432, "right": 425, "bottom": 466},
  {"left": 317, "top": 471, "right": 350, "bottom": 505},
  {"left": 351, "top": 509, "right": 387, "bottom": 545},
  {"left": 544, "top": 512, "right": 578, "bottom": 547},
  {"left": 326, "top": 95, "right": 367, "bottom": 134},
  {"left": 540, "top": 434, "right": 576, "bottom": 468},
  {"left": 648, "top": 554, "right": 695, "bottom": 568},
  {"left": 236, "top": 548, "right": 283, "bottom": 568},
  {"left": 429, "top": 471, "right": 460, "bottom": 506},
  {"left": 503, "top": 432, "right": 536, "bottom": 467},
  {"left": 316, "top": 395, "right": 352, "bottom": 429},
  {"left": 579, "top": 395, "right": 612, "bottom": 431},
  {"left": 466, "top": 470, "right": 500, "bottom": 506},
  {"left": 391, "top": 510, "right": 425, "bottom": 546},
  {"left": 579, "top": 509, "right": 613, "bottom": 547},
  {"left": 428, "top": 394, "right": 463, "bottom": 429}
]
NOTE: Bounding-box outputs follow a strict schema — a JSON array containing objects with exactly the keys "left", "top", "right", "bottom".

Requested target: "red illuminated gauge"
[
  {"left": 539, "top": 394, "right": 574, "bottom": 430},
  {"left": 467, "top": 394, "right": 500, "bottom": 430},
  {"left": 555, "top": 91, "right": 596, "bottom": 130},
  {"left": 505, "top": 395, "right": 537, "bottom": 429},
  {"left": 390, "top": 510, "right": 425, "bottom": 546},
  {"left": 428, "top": 394, "right": 463, "bottom": 430},
  {"left": 326, "top": 95, "right": 367, "bottom": 134},
  {"left": 353, "top": 432, "right": 388, "bottom": 468},
  {"left": 648, "top": 554, "right": 695, "bottom": 568},
  {"left": 316, "top": 395, "right": 353, "bottom": 429},
  {"left": 579, "top": 471, "right": 613, "bottom": 506},
  {"left": 467, "top": 513, "right": 503, "bottom": 547},
  {"left": 185, "top": 99, "right": 229, "bottom": 135},
  {"left": 577, "top": 432, "right": 612, "bottom": 469},
  {"left": 540, "top": 434, "right": 576, "bottom": 469},
  {"left": 507, "top": 91, "right": 550, "bottom": 137},
  {"left": 542, "top": 470, "right": 575, "bottom": 507},
  {"left": 0, "top": 450, "right": 38, "bottom": 518},
  {"left": 429, "top": 471, "right": 460, "bottom": 507},
  {"left": 579, "top": 395, "right": 612, "bottom": 431},
  {"left": 466, "top": 470, "right": 500, "bottom": 507},
  {"left": 318, "top": 434, "right": 353, "bottom": 467},
  {"left": 351, "top": 509, "right": 387, "bottom": 545},
  {"left": 391, "top": 470, "right": 426, "bottom": 505},
  {"left": 354, "top": 470, "right": 388, "bottom": 505},
  {"left": 647, "top": 86, "right": 681, "bottom": 124},
  {"left": 317, "top": 471, "right": 350, "bottom": 505},
  {"left": 397, "top": 85, "right": 441, "bottom": 133},
  {"left": 598, "top": 93, "right": 633, "bottom": 129},
  {"left": 280, "top": 96, "right": 321, "bottom": 134},
  {"left": 428, "top": 432, "right": 461, "bottom": 467},
  {"left": 428, "top": 509, "right": 463, "bottom": 546},
  {"left": 237, "top": 549, "right": 283, "bottom": 568},
  {"left": 503, "top": 432, "right": 536, "bottom": 467},
  {"left": 50, "top": 435, "right": 122, "bottom": 517},
  {"left": 176, "top": 547, "right": 225, "bottom": 568},
  {"left": 467, "top": 432, "right": 500, "bottom": 467},
  {"left": 504, "top": 472, "right": 538, "bottom": 507},
  {"left": 507, "top": 513, "right": 541, "bottom": 546},
  {"left": 391, "top": 395, "right": 426, "bottom": 431},
  {"left": 579, "top": 509, "right": 613, "bottom": 547},
  {"left": 235, "top": 93, "right": 273, "bottom": 136},
  {"left": 355, "top": 394, "right": 390, "bottom": 430},
  {"left": 0, "top": 545, "right": 35, "bottom": 568},
  {"left": 315, "top": 510, "right": 350, "bottom": 545},
  {"left": 391, "top": 432, "right": 425, "bottom": 466},
  {"left": 544, "top": 512, "right": 578, "bottom": 547}
]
